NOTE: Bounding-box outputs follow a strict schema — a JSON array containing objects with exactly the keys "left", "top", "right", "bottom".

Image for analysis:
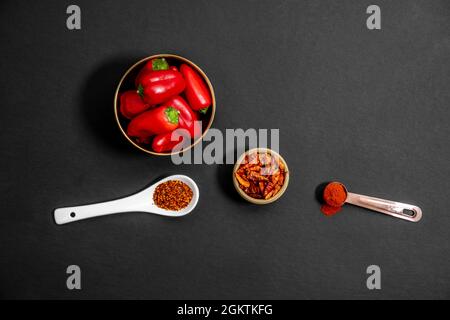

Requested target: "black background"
[{"left": 1, "top": 0, "right": 449, "bottom": 299}]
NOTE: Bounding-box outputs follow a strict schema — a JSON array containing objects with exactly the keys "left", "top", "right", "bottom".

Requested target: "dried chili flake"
[
  {"left": 153, "top": 180, "right": 193, "bottom": 211},
  {"left": 235, "top": 151, "right": 287, "bottom": 200}
]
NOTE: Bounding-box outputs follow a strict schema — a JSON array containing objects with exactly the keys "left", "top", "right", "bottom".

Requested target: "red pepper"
[
  {"left": 127, "top": 106, "right": 179, "bottom": 144},
  {"left": 135, "top": 58, "right": 170, "bottom": 86},
  {"left": 119, "top": 90, "right": 149, "bottom": 119},
  {"left": 151, "top": 131, "right": 184, "bottom": 153},
  {"left": 136, "top": 69, "right": 185, "bottom": 105},
  {"left": 180, "top": 64, "right": 211, "bottom": 113},
  {"left": 162, "top": 96, "right": 202, "bottom": 139}
]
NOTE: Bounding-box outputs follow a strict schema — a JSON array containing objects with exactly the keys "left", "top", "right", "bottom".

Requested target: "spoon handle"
[
  {"left": 345, "top": 192, "right": 422, "bottom": 222},
  {"left": 54, "top": 194, "right": 143, "bottom": 225}
]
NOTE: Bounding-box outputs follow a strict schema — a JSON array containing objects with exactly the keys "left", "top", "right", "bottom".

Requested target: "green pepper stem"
[
  {"left": 198, "top": 107, "right": 209, "bottom": 114},
  {"left": 152, "top": 58, "right": 169, "bottom": 71},
  {"left": 137, "top": 84, "right": 144, "bottom": 97},
  {"left": 165, "top": 106, "right": 179, "bottom": 124}
]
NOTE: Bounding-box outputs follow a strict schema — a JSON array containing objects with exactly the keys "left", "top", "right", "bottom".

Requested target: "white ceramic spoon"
[{"left": 54, "top": 175, "right": 199, "bottom": 225}]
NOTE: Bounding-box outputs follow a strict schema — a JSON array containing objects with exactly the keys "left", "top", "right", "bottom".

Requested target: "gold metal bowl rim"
[{"left": 113, "top": 53, "right": 216, "bottom": 156}]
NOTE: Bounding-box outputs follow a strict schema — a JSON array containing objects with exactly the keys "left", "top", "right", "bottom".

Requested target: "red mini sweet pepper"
[
  {"left": 119, "top": 90, "right": 149, "bottom": 119},
  {"left": 136, "top": 69, "right": 185, "bottom": 105},
  {"left": 162, "top": 96, "right": 202, "bottom": 139},
  {"left": 180, "top": 64, "right": 212, "bottom": 114},
  {"left": 134, "top": 58, "right": 170, "bottom": 87},
  {"left": 127, "top": 106, "right": 179, "bottom": 144},
  {"left": 151, "top": 131, "right": 185, "bottom": 153}
]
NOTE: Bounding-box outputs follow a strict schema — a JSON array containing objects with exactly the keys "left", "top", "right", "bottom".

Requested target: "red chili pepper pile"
[{"left": 120, "top": 57, "right": 212, "bottom": 152}]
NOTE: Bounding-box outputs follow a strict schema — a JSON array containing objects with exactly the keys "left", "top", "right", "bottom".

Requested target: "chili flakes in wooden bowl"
[{"left": 233, "top": 149, "right": 289, "bottom": 204}]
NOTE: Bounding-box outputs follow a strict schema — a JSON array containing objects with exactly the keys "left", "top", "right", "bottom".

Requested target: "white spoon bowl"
[{"left": 54, "top": 175, "right": 199, "bottom": 225}]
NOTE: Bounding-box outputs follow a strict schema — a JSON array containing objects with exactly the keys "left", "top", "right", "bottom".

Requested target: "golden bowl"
[
  {"left": 233, "top": 148, "right": 290, "bottom": 205},
  {"left": 114, "top": 54, "right": 216, "bottom": 156}
]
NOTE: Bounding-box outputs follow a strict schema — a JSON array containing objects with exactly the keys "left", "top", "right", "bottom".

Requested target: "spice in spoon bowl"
[
  {"left": 320, "top": 182, "right": 347, "bottom": 216},
  {"left": 153, "top": 180, "right": 193, "bottom": 211}
]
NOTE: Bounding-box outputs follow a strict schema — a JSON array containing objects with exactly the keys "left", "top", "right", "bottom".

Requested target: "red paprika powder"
[
  {"left": 321, "top": 182, "right": 347, "bottom": 216},
  {"left": 321, "top": 204, "right": 342, "bottom": 216}
]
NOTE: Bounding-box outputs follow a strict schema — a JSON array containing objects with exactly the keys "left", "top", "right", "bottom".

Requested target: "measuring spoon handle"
[{"left": 345, "top": 192, "right": 422, "bottom": 222}]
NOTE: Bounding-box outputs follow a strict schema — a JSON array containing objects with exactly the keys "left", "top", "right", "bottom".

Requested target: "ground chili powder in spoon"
[{"left": 321, "top": 182, "right": 347, "bottom": 216}]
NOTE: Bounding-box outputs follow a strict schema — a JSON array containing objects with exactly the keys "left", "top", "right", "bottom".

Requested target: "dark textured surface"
[{"left": 0, "top": 0, "right": 449, "bottom": 299}]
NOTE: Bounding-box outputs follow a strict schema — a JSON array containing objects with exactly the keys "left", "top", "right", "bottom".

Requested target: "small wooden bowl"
[
  {"left": 232, "top": 148, "right": 290, "bottom": 204},
  {"left": 114, "top": 54, "right": 216, "bottom": 156}
]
